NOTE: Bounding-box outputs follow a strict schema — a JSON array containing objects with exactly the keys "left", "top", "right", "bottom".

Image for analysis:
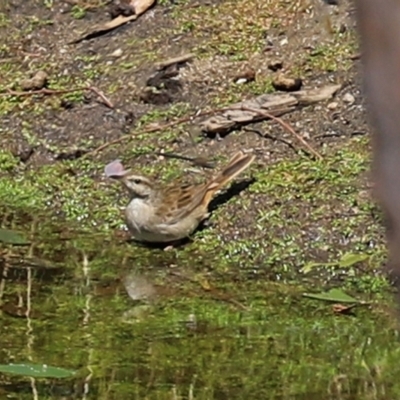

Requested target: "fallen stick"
[
  {"left": 239, "top": 106, "right": 323, "bottom": 160},
  {"left": 84, "top": 106, "right": 293, "bottom": 157},
  {"left": 1, "top": 86, "right": 114, "bottom": 109},
  {"left": 155, "top": 53, "right": 195, "bottom": 70}
]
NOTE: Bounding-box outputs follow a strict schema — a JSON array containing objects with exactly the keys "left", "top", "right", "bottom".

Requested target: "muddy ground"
[{"left": 1, "top": 0, "right": 364, "bottom": 162}]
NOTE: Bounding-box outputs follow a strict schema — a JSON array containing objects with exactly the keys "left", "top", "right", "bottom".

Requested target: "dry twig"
[
  {"left": 155, "top": 53, "right": 194, "bottom": 70},
  {"left": 240, "top": 106, "right": 323, "bottom": 160},
  {"left": 1, "top": 86, "right": 114, "bottom": 109},
  {"left": 85, "top": 106, "right": 294, "bottom": 157},
  {"left": 85, "top": 108, "right": 228, "bottom": 157}
]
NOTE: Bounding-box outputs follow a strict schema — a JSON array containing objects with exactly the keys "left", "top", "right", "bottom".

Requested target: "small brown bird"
[{"left": 105, "top": 151, "right": 255, "bottom": 243}]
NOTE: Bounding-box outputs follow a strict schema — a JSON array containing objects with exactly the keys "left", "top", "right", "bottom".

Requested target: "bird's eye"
[{"left": 133, "top": 179, "right": 142, "bottom": 184}]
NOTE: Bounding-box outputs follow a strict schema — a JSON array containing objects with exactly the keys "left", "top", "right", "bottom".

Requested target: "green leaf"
[
  {"left": 338, "top": 253, "right": 369, "bottom": 267},
  {"left": 0, "top": 363, "right": 75, "bottom": 378},
  {"left": 301, "top": 253, "right": 369, "bottom": 273},
  {"left": 303, "top": 288, "right": 359, "bottom": 303},
  {"left": 301, "top": 261, "right": 337, "bottom": 273},
  {"left": 0, "top": 228, "right": 29, "bottom": 245}
]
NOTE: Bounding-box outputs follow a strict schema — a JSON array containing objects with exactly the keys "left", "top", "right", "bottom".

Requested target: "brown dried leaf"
[{"left": 332, "top": 303, "right": 357, "bottom": 315}]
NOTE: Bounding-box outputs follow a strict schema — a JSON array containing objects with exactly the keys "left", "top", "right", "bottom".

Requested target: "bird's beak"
[{"left": 104, "top": 159, "right": 130, "bottom": 179}]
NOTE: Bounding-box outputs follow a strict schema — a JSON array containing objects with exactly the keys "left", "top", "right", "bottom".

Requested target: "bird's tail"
[{"left": 204, "top": 151, "right": 255, "bottom": 199}]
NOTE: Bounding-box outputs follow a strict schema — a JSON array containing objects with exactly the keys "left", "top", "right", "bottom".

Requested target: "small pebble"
[
  {"left": 20, "top": 70, "right": 48, "bottom": 91},
  {"left": 111, "top": 48, "right": 123, "bottom": 58},
  {"left": 343, "top": 93, "right": 355, "bottom": 104},
  {"left": 327, "top": 101, "right": 338, "bottom": 110},
  {"left": 272, "top": 74, "right": 302, "bottom": 92},
  {"left": 279, "top": 37, "right": 288, "bottom": 46}
]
